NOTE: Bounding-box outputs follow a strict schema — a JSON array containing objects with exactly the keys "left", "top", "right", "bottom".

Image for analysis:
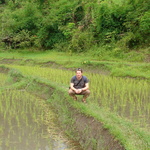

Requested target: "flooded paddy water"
[{"left": 0, "top": 87, "right": 80, "bottom": 150}]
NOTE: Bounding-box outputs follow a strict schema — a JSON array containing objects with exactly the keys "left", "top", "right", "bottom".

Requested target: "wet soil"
[
  {"left": 0, "top": 58, "right": 22, "bottom": 64},
  {"left": 69, "top": 108, "right": 124, "bottom": 150},
  {"left": 0, "top": 66, "right": 9, "bottom": 73}
]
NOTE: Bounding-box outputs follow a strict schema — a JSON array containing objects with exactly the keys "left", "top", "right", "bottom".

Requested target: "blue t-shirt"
[{"left": 71, "top": 76, "right": 89, "bottom": 89}]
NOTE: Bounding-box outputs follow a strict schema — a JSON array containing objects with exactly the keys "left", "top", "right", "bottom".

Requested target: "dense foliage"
[{"left": 0, "top": 0, "right": 150, "bottom": 53}]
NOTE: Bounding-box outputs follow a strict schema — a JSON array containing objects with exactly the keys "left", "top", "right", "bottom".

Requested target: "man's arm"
[
  {"left": 70, "top": 82, "right": 89, "bottom": 93},
  {"left": 70, "top": 83, "right": 82, "bottom": 94},
  {"left": 82, "top": 83, "right": 89, "bottom": 91},
  {"left": 70, "top": 83, "right": 76, "bottom": 91}
]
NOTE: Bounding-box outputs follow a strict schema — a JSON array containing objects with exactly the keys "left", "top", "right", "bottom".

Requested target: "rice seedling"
[
  {"left": 5, "top": 64, "right": 149, "bottom": 131},
  {"left": 0, "top": 89, "right": 72, "bottom": 149},
  {"left": 0, "top": 73, "right": 7, "bottom": 87}
]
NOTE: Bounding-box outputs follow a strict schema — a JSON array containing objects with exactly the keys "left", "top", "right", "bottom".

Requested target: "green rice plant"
[
  {"left": 0, "top": 89, "right": 71, "bottom": 149},
  {"left": 0, "top": 64, "right": 149, "bottom": 150},
  {"left": 0, "top": 73, "right": 7, "bottom": 87},
  {"left": 6, "top": 64, "right": 150, "bottom": 131}
]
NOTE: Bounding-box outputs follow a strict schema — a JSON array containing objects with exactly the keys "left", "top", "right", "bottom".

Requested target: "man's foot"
[
  {"left": 73, "top": 96, "right": 77, "bottom": 101},
  {"left": 82, "top": 98, "right": 86, "bottom": 103}
]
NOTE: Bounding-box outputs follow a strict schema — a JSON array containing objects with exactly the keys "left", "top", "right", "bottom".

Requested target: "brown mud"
[{"left": 69, "top": 109, "right": 124, "bottom": 150}]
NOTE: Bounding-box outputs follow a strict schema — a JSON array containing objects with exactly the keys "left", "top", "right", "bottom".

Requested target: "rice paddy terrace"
[
  {"left": 0, "top": 72, "right": 83, "bottom": 150},
  {"left": 0, "top": 57, "right": 149, "bottom": 150}
]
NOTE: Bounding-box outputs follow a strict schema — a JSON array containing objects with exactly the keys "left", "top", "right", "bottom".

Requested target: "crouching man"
[{"left": 68, "top": 68, "right": 90, "bottom": 103}]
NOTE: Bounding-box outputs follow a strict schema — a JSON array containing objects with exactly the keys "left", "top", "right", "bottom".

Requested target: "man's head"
[{"left": 76, "top": 68, "right": 83, "bottom": 79}]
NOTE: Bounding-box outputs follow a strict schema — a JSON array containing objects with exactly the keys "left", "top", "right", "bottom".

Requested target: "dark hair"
[{"left": 76, "top": 68, "right": 83, "bottom": 73}]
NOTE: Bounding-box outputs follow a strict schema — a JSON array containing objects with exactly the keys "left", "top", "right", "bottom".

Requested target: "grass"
[
  {"left": 70, "top": 101, "right": 150, "bottom": 150},
  {"left": 0, "top": 49, "right": 149, "bottom": 79}
]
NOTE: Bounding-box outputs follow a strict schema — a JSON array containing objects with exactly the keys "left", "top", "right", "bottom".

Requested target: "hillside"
[{"left": 0, "top": 0, "right": 150, "bottom": 60}]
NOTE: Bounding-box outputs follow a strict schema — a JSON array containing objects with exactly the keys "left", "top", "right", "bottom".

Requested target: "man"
[{"left": 68, "top": 68, "right": 90, "bottom": 103}]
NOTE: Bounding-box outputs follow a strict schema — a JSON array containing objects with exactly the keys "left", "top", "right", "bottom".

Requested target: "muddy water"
[{"left": 0, "top": 90, "right": 80, "bottom": 150}]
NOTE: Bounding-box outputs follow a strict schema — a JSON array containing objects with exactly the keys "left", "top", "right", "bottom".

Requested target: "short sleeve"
[
  {"left": 84, "top": 76, "right": 89, "bottom": 83},
  {"left": 71, "top": 76, "right": 75, "bottom": 83}
]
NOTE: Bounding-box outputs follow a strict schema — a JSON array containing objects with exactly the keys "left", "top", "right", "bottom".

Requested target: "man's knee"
[
  {"left": 85, "top": 89, "right": 90, "bottom": 93},
  {"left": 83, "top": 90, "right": 90, "bottom": 96},
  {"left": 86, "top": 90, "right": 90, "bottom": 96},
  {"left": 68, "top": 89, "right": 75, "bottom": 96}
]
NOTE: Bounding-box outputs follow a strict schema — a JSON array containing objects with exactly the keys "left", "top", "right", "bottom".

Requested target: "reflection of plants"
[{"left": 0, "top": 89, "right": 60, "bottom": 149}]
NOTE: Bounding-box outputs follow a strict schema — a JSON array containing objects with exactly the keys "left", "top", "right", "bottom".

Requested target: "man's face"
[{"left": 76, "top": 71, "right": 82, "bottom": 79}]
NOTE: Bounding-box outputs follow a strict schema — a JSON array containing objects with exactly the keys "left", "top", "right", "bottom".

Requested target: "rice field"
[
  {"left": 0, "top": 73, "right": 7, "bottom": 87},
  {"left": 0, "top": 83, "right": 74, "bottom": 149},
  {"left": 4, "top": 65, "right": 150, "bottom": 131}
]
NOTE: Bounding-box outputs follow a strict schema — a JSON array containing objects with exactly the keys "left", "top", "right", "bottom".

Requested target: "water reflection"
[{"left": 0, "top": 90, "right": 75, "bottom": 150}]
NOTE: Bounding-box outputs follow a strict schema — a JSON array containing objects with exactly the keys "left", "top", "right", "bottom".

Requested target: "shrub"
[{"left": 69, "top": 30, "right": 94, "bottom": 52}]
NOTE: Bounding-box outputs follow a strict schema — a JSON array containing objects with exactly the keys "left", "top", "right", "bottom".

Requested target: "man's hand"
[{"left": 75, "top": 89, "right": 82, "bottom": 94}]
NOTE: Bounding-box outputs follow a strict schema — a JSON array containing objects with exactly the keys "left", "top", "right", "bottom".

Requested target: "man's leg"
[
  {"left": 68, "top": 89, "right": 77, "bottom": 100},
  {"left": 81, "top": 90, "right": 90, "bottom": 103}
]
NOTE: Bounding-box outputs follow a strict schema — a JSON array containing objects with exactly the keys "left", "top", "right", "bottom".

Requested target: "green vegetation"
[
  {"left": 0, "top": 66, "right": 149, "bottom": 150},
  {"left": 0, "top": 0, "right": 150, "bottom": 59},
  {"left": 0, "top": 50, "right": 149, "bottom": 79},
  {"left": 0, "top": 0, "right": 150, "bottom": 149},
  {"left": 0, "top": 73, "right": 7, "bottom": 86},
  {"left": 4, "top": 64, "right": 149, "bottom": 130},
  {"left": 0, "top": 70, "right": 77, "bottom": 150},
  {"left": 0, "top": 89, "right": 69, "bottom": 149}
]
